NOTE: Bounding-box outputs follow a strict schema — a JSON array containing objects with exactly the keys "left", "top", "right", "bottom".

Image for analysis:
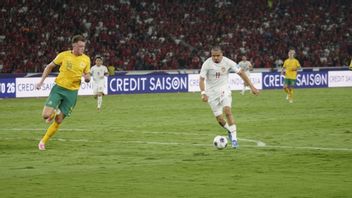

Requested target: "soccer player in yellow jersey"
[
  {"left": 349, "top": 59, "right": 352, "bottom": 70},
  {"left": 35, "top": 35, "right": 91, "bottom": 150},
  {"left": 281, "top": 49, "right": 301, "bottom": 103}
]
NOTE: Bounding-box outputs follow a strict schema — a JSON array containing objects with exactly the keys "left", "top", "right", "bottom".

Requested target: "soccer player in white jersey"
[
  {"left": 199, "top": 46, "right": 259, "bottom": 148},
  {"left": 238, "top": 55, "right": 253, "bottom": 95},
  {"left": 90, "top": 56, "right": 109, "bottom": 111}
]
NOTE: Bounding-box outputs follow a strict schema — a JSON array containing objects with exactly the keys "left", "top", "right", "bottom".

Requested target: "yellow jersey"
[
  {"left": 283, "top": 58, "right": 301, "bottom": 79},
  {"left": 53, "top": 50, "right": 91, "bottom": 90}
]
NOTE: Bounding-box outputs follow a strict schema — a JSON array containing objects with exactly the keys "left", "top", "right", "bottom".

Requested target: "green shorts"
[
  {"left": 284, "top": 78, "right": 296, "bottom": 87},
  {"left": 45, "top": 84, "right": 78, "bottom": 117}
]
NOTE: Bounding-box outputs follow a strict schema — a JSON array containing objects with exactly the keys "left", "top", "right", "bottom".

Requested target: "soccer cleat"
[
  {"left": 38, "top": 141, "right": 45, "bottom": 151},
  {"left": 231, "top": 139, "right": 239, "bottom": 149},
  {"left": 289, "top": 99, "right": 293, "bottom": 103},
  {"left": 227, "top": 132, "right": 239, "bottom": 149}
]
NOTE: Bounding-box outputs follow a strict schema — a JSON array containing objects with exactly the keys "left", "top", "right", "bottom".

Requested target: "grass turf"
[{"left": 0, "top": 88, "right": 351, "bottom": 198}]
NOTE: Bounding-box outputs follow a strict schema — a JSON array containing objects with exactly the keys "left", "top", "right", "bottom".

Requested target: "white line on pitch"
[
  {"left": 1, "top": 129, "right": 351, "bottom": 151},
  {"left": 1, "top": 137, "right": 352, "bottom": 152},
  {"left": 0, "top": 128, "right": 266, "bottom": 147},
  {"left": 0, "top": 128, "right": 88, "bottom": 131},
  {"left": 259, "top": 145, "right": 352, "bottom": 152}
]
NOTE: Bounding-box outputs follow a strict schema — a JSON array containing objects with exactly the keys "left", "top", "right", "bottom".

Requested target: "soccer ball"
[{"left": 213, "top": 135, "right": 228, "bottom": 149}]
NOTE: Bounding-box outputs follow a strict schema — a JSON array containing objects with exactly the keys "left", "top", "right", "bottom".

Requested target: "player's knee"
[
  {"left": 55, "top": 116, "right": 64, "bottom": 124},
  {"left": 42, "top": 112, "right": 51, "bottom": 120}
]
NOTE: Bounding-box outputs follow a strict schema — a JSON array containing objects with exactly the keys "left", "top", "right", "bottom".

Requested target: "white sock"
[
  {"left": 228, "top": 125, "right": 237, "bottom": 140},
  {"left": 97, "top": 96, "right": 102, "bottom": 108},
  {"left": 242, "top": 86, "right": 246, "bottom": 93},
  {"left": 223, "top": 123, "right": 231, "bottom": 132}
]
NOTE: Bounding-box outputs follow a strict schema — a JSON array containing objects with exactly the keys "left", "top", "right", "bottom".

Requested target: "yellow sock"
[
  {"left": 41, "top": 121, "right": 60, "bottom": 144},
  {"left": 290, "top": 89, "right": 294, "bottom": 99}
]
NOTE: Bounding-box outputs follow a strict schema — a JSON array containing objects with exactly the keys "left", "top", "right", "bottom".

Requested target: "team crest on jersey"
[
  {"left": 221, "top": 67, "right": 226, "bottom": 73},
  {"left": 80, "top": 62, "right": 86, "bottom": 68}
]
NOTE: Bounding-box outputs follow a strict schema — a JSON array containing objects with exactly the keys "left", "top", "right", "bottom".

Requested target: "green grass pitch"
[{"left": 1, "top": 88, "right": 352, "bottom": 198}]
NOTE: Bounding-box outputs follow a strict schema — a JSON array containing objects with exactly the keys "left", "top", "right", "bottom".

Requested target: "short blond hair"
[{"left": 71, "top": 35, "right": 86, "bottom": 44}]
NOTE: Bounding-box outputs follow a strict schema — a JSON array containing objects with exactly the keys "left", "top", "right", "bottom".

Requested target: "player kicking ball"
[
  {"left": 90, "top": 55, "right": 109, "bottom": 111},
  {"left": 199, "top": 46, "right": 259, "bottom": 148}
]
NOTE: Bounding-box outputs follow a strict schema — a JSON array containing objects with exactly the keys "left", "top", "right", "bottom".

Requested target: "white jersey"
[
  {"left": 91, "top": 65, "right": 108, "bottom": 82},
  {"left": 200, "top": 56, "right": 241, "bottom": 99},
  {"left": 238, "top": 60, "right": 251, "bottom": 72}
]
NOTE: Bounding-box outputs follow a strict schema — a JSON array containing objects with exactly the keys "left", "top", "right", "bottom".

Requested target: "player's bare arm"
[
  {"left": 238, "top": 69, "right": 259, "bottom": 95},
  {"left": 199, "top": 77, "right": 208, "bottom": 102},
  {"left": 35, "top": 62, "right": 56, "bottom": 90},
  {"left": 281, "top": 67, "right": 285, "bottom": 76}
]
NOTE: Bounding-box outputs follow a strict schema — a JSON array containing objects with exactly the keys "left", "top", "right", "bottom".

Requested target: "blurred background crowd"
[{"left": 0, "top": 0, "right": 351, "bottom": 73}]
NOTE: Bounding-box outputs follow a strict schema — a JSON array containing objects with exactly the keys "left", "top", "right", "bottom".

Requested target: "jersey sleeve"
[
  {"left": 199, "top": 61, "right": 208, "bottom": 79},
  {"left": 283, "top": 60, "right": 287, "bottom": 68},
  {"left": 227, "top": 58, "right": 241, "bottom": 73},
  {"left": 52, "top": 52, "right": 64, "bottom": 65}
]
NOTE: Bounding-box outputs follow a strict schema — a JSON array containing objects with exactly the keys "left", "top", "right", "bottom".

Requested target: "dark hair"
[
  {"left": 95, "top": 55, "right": 103, "bottom": 60},
  {"left": 71, "top": 35, "right": 86, "bottom": 44},
  {"left": 211, "top": 46, "right": 222, "bottom": 52}
]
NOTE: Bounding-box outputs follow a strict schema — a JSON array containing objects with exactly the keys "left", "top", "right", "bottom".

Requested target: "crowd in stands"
[{"left": 0, "top": 0, "right": 351, "bottom": 73}]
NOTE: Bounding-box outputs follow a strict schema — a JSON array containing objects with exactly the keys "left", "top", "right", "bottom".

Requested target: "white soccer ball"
[{"left": 213, "top": 135, "right": 228, "bottom": 149}]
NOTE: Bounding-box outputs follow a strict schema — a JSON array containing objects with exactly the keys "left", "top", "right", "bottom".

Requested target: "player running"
[
  {"left": 35, "top": 35, "right": 91, "bottom": 150},
  {"left": 91, "top": 55, "right": 109, "bottom": 111}
]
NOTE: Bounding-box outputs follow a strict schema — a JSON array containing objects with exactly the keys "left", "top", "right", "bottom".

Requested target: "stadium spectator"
[
  {"left": 0, "top": 60, "right": 3, "bottom": 72},
  {"left": 0, "top": 0, "right": 351, "bottom": 73}
]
